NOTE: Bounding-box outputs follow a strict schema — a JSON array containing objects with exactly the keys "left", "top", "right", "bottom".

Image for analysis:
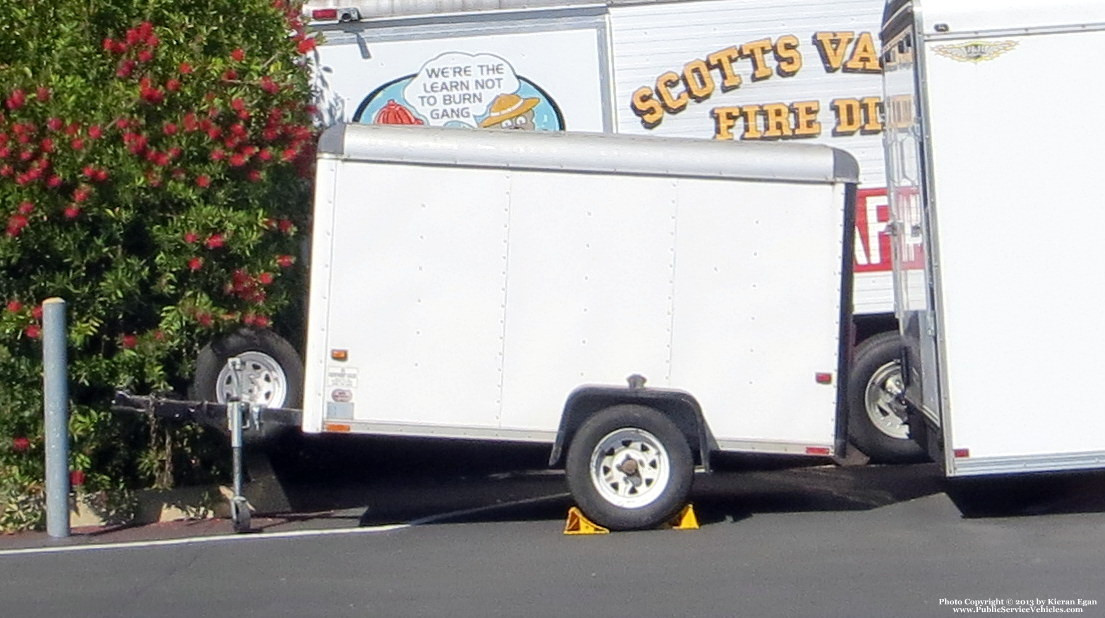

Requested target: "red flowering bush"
[{"left": 0, "top": 0, "right": 318, "bottom": 530}]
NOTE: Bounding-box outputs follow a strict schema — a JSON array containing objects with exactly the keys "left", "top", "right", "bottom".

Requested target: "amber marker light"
[{"left": 331, "top": 349, "right": 348, "bottom": 361}]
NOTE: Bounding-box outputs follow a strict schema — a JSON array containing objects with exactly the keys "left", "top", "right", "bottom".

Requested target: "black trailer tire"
[
  {"left": 192, "top": 329, "right": 304, "bottom": 445},
  {"left": 847, "top": 332, "right": 925, "bottom": 463},
  {"left": 565, "top": 405, "right": 694, "bottom": 531}
]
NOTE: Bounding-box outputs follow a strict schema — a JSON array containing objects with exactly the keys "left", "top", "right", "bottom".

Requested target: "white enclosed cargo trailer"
[
  {"left": 302, "top": 125, "right": 857, "bottom": 528},
  {"left": 114, "top": 125, "right": 858, "bottom": 530},
  {"left": 881, "top": 0, "right": 1105, "bottom": 475},
  {"left": 299, "top": 0, "right": 918, "bottom": 461}
]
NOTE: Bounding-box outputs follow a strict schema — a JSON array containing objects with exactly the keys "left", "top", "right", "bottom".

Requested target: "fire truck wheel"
[
  {"left": 565, "top": 405, "right": 694, "bottom": 531},
  {"left": 847, "top": 332, "right": 925, "bottom": 463},
  {"left": 192, "top": 329, "right": 304, "bottom": 445}
]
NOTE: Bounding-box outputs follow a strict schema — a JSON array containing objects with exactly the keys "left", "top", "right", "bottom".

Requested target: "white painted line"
[
  {"left": 409, "top": 492, "right": 571, "bottom": 526},
  {"left": 0, "top": 523, "right": 409, "bottom": 558},
  {"left": 0, "top": 491, "right": 571, "bottom": 558}
]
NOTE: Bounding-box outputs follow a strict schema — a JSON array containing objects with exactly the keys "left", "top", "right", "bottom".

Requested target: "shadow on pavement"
[{"left": 260, "top": 434, "right": 1105, "bottom": 527}]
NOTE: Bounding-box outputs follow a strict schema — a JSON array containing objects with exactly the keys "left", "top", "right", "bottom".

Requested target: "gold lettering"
[
  {"left": 682, "top": 59, "right": 715, "bottom": 102},
  {"left": 844, "top": 32, "right": 882, "bottom": 73},
  {"left": 832, "top": 98, "right": 862, "bottom": 135},
  {"left": 861, "top": 96, "right": 883, "bottom": 132},
  {"left": 711, "top": 107, "right": 742, "bottom": 140},
  {"left": 814, "top": 32, "right": 856, "bottom": 72},
  {"left": 792, "top": 100, "right": 821, "bottom": 137},
  {"left": 774, "top": 35, "right": 803, "bottom": 77},
  {"left": 631, "top": 87, "right": 665, "bottom": 128},
  {"left": 706, "top": 47, "right": 743, "bottom": 91},
  {"left": 762, "top": 103, "right": 793, "bottom": 138},
  {"left": 655, "top": 71, "right": 689, "bottom": 113},
  {"left": 740, "top": 39, "right": 774, "bottom": 81}
]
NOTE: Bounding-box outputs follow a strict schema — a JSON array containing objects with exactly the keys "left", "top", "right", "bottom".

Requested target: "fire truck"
[{"left": 285, "top": 0, "right": 914, "bottom": 462}]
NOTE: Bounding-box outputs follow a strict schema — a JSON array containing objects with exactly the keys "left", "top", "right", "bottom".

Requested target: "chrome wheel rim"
[
  {"left": 864, "top": 360, "right": 909, "bottom": 439},
  {"left": 589, "top": 428, "right": 670, "bottom": 509},
  {"left": 215, "top": 351, "right": 288, "bottom": 407}
]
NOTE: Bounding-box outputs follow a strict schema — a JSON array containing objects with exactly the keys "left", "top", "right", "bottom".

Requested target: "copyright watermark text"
[{"left": 939, "top": 598, "right": 1097, "bottom": 613}]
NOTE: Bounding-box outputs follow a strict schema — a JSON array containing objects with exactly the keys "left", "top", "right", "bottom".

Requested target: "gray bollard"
[{"left": 43, "top": 298, "right": 70, "bottom": 539}]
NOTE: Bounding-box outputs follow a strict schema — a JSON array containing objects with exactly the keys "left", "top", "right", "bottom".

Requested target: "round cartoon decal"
[{"left": 354, "top": 52, "right": 564, "bottom": 131}]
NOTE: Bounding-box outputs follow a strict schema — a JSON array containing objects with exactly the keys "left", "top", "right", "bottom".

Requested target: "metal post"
[{"left": 43, "top": 298, "right": 70, "bottom": 539}]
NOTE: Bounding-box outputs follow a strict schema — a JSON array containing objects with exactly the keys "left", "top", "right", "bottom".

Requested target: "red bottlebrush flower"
[
  {"left": 260, "top": 76, "right": 280, "bottom": 94},
  {"left": 184, "top": 231, "right": 198, "bottom": 243},
  {"left": 12, "top": 437, "right": 30, "bottom": 452},
  {"left": 207, "top": 127, "right": 223, "bottom": 140},
  {"left": 210, "top": 148, "right": 225, "bottom": 161},
  {"left": 46, "top": 117, "right": 64, "bottom": 131},
  {"left": 121, "top": 334, "right": 138, "bottom": 349},
  {"left": 137, "top": 49, "right": 154, "bottom": 63},
  {"left": 6, "top": 214, "right": 28, "bottom": 236},
  {"left": 117, "top": 60, "right": 136, "bottom": 78},
  {"left": 223, "top": 69, "right": 238, "bottom": 81},
  {"left": 242, "top": 313, "right": 256, "bottom": 326},
  {"left": 93, "top": 168, "right": 109, "bottom": 182},
  {"left": 0, "top": 164, "right": 13, "bottom": 177},
  {"left": 166, "top": 78, "right": 181, "bottom": 92},
  {"left": 40, "top": 137, "right": 54, "bottom": 153},
  {"left": 146, "top": 34, "right": 160, "bottom": 48},
  {"left": 32, "top": 305, "right": 43, "bottom": 320},
  {"left": 70, "top": 138, "right": 85, "bottom": 151},
  {"left": 6, "top": 300, "right": 22, "bottom": 313},
  {"left": 103, "top": 37, "right": 116, "bottom": 52},
  {"left": 88, "top": 125, "right": 103, "bottom": 139},
  {"left": 196, "top": 312, "right": 214, "bottom": 328},
  {"left": 6, "top": 89, "right": 26, "bottom": 110},
  {"left": 69, "top": 470, "right": 85, "bottom": 487},
  {"left": 116, "top": 118, "right": 130, "bottom": 129},
  {"left": 230, "top": 122, "right": 247, "bottom": 137},
  {"left": 278, "top": 218, "right": 294, "bottom": 234},
  {"left": 275, "top": 254, "right": 295, "bottom": 268},
  {"left": 258, "top": 148, "right": 272, "bottom": 161},
  {"left": 182, "top": 113, "right": 198, "bottom": 132},
  {"left": 296, "top": 37, "right": 317, "bottom": 54},
  {"left": 17, "top": 201, "right": 34, "bottom": 215},
  {"left": 205, "top": 234, "right": 225, "bottom": 250},
  {"left": 163, "top": 122, "right": 178, "bottom": 136},
  {"left": 179, "top": 62, "right": 194, "bottom": 74},
  {"left": 195, "top": 174, "right": 211, "bottom": 188},
  {"left": 35, "top": 87, "right": 50, "bottom": 102},
  {"left": 82, "top": 164, "right": 95, "bottom": 178},
  {"left": 258, "top": 272, "right": 274, "bottom": 285},
  {"left": 63, "top": 205, "right": 81, "bottom": 219},
  {"left": 229, "top": 153, "right": 246, "bottom": 167},
  {"left": 24, "top": 324, "right": 41, "bottom": 339},
  {"left": 46, "top": 174, "right": 62, "bottom": 188},
  {"left": 188, "top": 256, "right": 204, "bottom": 271},
  {"left": 247, "top": 169, "right": 262, "bottom": 182},
  {"left": 231, "top": 98, "right": 246, "bottom": 112},
  {"left": 140, "top": 87, "right": 164, "bottom": 105},
  {"left": 254, "top": 315, "right": 270, "bottom": 328},
  {"left": 73, "top": 186, "right": 92, "bottom": 203},
  {"left": 231, "top": 48, "right": 246, "bottom": 62}
]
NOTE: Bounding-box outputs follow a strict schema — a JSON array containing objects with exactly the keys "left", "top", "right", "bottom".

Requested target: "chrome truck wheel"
[{"left": 847, "top": 332, "right": 925, "bottom": 463}]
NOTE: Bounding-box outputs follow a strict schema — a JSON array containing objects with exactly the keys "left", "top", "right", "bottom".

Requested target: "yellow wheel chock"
[{"left": 563, "top": 504, "right": 699, "bottom": 535}]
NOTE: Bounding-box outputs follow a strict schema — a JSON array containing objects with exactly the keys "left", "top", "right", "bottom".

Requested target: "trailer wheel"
[
  {"left": 847, "top": 332, "right": 925, "bottom": 463},
  {"left": 192, "top": 329, "right": 303, "bottom": 443},
  {"left": 565, "top": 405, "right": 694, "bottom": 531}
]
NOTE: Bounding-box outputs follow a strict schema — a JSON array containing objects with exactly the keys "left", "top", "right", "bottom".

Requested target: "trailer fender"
[{"left": 549, "top": 376, "right": 717, "bottom": 472}]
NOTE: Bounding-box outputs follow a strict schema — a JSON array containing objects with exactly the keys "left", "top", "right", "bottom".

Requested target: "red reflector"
[
  {"left": 312, "top": 8, "right": 338, "bottom": 20},
  {"left": 815, "top": 372, "right": 833, "bottom": 385},
  {"left": 953, "top": 448, "right": 970, "bottom": 458},
  {"left": 806, "top": 446, "right": 831, "bottom": 456}
]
